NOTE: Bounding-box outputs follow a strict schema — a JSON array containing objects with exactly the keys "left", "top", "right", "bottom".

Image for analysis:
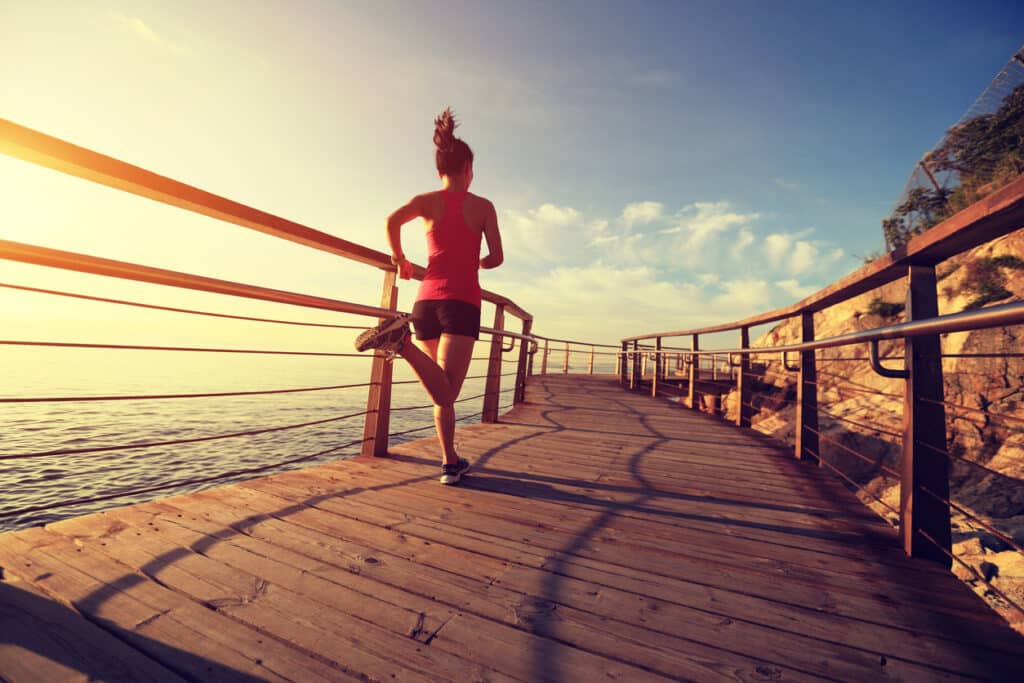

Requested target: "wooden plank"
[
  {"left": 228, "top": 467, "right": 1023, "bottom": 680},
  {"left": 0, "top": 570, "right": 187, "bottom": 683},
  {"left": 47, "top": 508, "right": 513, "bottom": 683},
  {"left": 0, "top": 527, "right": 352, "bottom": 683}
]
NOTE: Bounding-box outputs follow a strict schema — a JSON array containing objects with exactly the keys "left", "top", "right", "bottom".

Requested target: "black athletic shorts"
[{"left": 411, "top": 299, "right": 481, "bottom": 341}]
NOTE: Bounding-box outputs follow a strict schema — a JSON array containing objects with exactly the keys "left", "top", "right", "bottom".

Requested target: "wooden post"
[
  {"left": 795, "top": 312, "right": 819, "bottom": 463},
  {"left": 626, "top": 339, "right": 634, "bottom": 389},
  {"left": 901, "top": 265, "right": 951, "bottom": 566},
  {"left": 687, "top": 334, "right": 699, "bottom": 409},
  {"left": 514, "top": 318, "right": 533, "bottom": 404},
  {"left": 652, "top": 337, "right": 661, "bottom": 398},
  {"left": 619, "top": 342, "right": 628, "bottom": 386},
  {"left": 712, "top": 353, "right": 718, "bottom": 382},
  {"left": 361, "top": 270, "right": 398, "bottom": 457},
  {"left": 588, "top": 346, "right": 595, "bottom": 374},
  {"left": 736, "top": 327, "right": 751, "bottom": 428},
  {"left": 563, "top": 342, "right": 570, "bottom": 374},
  {"left": 482, "top": 304, "right": 505, "bottom": 423},
  {"left": 541, "top": 339, "right": 549, "bottom": 374}
]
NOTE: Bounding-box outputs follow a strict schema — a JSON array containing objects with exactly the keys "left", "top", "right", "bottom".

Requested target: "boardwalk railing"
[
  {"left": 620, "top": 176, "right": 1024, "bottom": 588},
  {"left": 0, "top": 119, "right": 541, "bottom": 525}
]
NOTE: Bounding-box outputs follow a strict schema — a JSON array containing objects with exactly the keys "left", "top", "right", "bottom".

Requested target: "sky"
[{"left": 2, "top": 0, "right": 1023, "bottom": 350}]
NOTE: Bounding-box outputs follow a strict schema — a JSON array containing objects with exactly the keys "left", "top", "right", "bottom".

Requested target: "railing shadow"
[{"left": 0, "top": 580, "right": 266, "bottom": 682}]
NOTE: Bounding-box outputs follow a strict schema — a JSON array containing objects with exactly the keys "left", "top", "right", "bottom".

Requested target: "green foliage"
[
  {"left": 883, "top": 82, "right": 1024, "bottom": 250},
  {"left": 867, "top": 297, "right": 905, "bottom": 318},
  {"left": 962, "top": 256, "right": 1020, "bottom": 309},
  {"left": 883, "top": 187, "right": 953, "bottom": 250}
]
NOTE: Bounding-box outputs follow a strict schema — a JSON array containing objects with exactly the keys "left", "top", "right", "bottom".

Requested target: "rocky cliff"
[{"left": 722, "top": 226, "right": 1024, "bottom": 631}]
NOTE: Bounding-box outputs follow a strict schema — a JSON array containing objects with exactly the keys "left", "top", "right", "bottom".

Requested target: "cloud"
[
  {"left": 762, "top": 229, "right": 842, "bottom": 276},
  {"left": 488, "top": 198, "right": 853, "bottom": 342},
  {"left": 110, "top": 12, "right": 187, "bottom": 54},
  {"left": 620, "top": 201, "right": 664, "bottom": 229},
  {"left": 775, "top": 279, "right": 818, "bottom": 300},
  {"left": 731, "top": 227, "right": 756, "bottom": 258},
  {"left": 774, "top": 177, "right": 801, "bottom": 191}
]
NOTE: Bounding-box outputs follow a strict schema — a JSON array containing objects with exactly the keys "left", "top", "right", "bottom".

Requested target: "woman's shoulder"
[{"left": 466, "top": 192, "right": 495, "bottom": 210}]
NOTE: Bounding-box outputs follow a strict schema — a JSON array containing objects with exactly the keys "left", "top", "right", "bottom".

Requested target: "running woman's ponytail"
[{"left": 434, "top": 107, "right": 474, "bottom": 176}]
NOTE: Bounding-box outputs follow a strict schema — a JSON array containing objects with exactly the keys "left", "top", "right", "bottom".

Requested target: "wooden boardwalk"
[{"left": 2, "top": 375, "right": 1023, "bottom": 682}]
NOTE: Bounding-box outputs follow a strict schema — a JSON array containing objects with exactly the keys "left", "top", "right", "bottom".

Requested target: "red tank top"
[{"left": 416, "top": 190, "right": 482, "bottom": 307}]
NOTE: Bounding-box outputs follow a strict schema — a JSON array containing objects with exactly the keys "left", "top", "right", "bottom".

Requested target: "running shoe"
[
  {"left": 354, "top": 313, "right": 411, "bottom": 354},
  {"left": 440, "top": 457, "right": 471, "bottom": 485}
]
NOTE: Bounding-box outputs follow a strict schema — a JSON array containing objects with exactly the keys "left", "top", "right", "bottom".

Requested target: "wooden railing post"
[
  {"left": 588, "top": 346, "right": 595, "bottom": 374},
  {"left": 902, "top": 265, "right": 951, "bottom": 566},
  {"left": 361, "top": 270, "right": 398, "bottom": 457},
  {"left": 482, "top": 304, "right": 505, "bottom": 423},
  {"left": 619, "top": 342, "right": 627, "bottom": 386},
  {"left": 736, "top": 327, "right": 751, "bottom": 428},
  {"left": 541, "top": 339, "right": 549, "bottom": 375},
  {"left": 563, "top": 342, "right": 570, "bottom": 374},
  {"left": 687, "top": 334, "right": 699, "bottom": 409},
  {"left": 795, "top": 312, "right": 819, "bottom": 462},
  {"left": 514, "top": 317, "right": 533, "bottom": 404},
  {"left": 652, "top": 337, "right": 661, "bottom": 398},
  {"left": 626, "top": 339, "right": 634, "bottom": 389}
]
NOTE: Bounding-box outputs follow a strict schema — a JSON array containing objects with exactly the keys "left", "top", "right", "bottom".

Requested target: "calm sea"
[{"left": 0, "top": 346, "right": 543, "bottom": 533}]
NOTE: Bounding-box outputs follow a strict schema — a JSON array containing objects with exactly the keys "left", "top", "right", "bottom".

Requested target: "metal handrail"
[
  {"left": 622, "top": 174, "right": 1024, "bottom": 343},
  {"left": 0, "top": 238, "right": 536, "bottom": 343},
  {"left": 617, "top": 300, "right": 1024, "bottom": 358},
  {"left": 0, "top": 119, "right": 533, "bottom": 322}
]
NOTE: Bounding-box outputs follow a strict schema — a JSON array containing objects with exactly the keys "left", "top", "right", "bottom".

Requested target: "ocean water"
[{"left": 0, "top": 346, "right": 525, "bottom": 533}]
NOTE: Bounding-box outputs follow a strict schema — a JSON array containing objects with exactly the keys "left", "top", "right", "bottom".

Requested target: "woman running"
[{"left": 355, "top": 108, "right": 504, "bottom": 485}]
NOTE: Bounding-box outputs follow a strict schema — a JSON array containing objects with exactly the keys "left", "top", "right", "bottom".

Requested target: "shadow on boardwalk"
[{"left": 2, "top": 374, "right": 1024, "bottom": 682}]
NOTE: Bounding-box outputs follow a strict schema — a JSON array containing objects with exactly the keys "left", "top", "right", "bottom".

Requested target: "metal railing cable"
[
  {"left": 0, "top": 282, "right": 368, "bottom": 329},
  {"left": 0, "top": 409, "right": 371, "bottom": 461},
  {"left": 0, "top": 436, "right": 369, "bottom": 520},
  {"left": 818, "top": 409, "right": 903, "bottom": 439},
  {"left": 915, "top": 526, "right": 1024, "bottom": 617},
  {"left": 916, "top": 483, "right": 1024, "bottom": 558},
  {"left": 921, "top": 397, "right": 1024, "bottom": 430},
  {"left": 809, "top": 446, "right": 901, "bottom": 519},
  {"left": 0, "top": 381, "right": 377, "bottom": 403},
  {"left": 0, "top": 340, "right": 367, "bottom": 358},
  {"left": 801, "top": 425, "right": 901, "bottom": 478}
]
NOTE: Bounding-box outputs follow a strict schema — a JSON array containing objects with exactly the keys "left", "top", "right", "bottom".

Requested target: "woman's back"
[{"left": 417, "top": 190, "right": 487, "bottom": 307}]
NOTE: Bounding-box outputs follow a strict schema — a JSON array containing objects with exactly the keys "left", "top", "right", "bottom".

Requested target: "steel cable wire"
[
  {"left": 914, "top": 439, "right": 1024, "bottom": 491},
  {"left": 814, "top": 369, "right": 903, "bottom": 399},
  {"left": 921, "top": 397, "right": 1024, "bottom": 430},
  {"left": 812, "top": 451, "right": 901, "bottom": 518},
  {"left": 818, "top": 409, "right": 903, "bottom": 439},
  {"left": 915, "top": 527, "right": 1024, "bottom": 617},
  {"left": 388, "top": 411, "right": 485, "bottom": 439},
  {"left": 0, "top": 436, "right": 369, "bottom": 519},
  {"left": 0, "top": 381, "right": 377, "bottom": 403},
  {"left": 916, "top": 483, "right": 1024, "bottom": 557},
  {"left": 0, "top": 282, "right": 367, "bottom": 329},
  {"left": 0, "top": 340, "right": 367, "bottom": 358},
  {"left": 1, "top": 409, "right": 371, "bottom": 461},
  {"left": 803, "top": 425, "right": 901, "bottom": 477}
]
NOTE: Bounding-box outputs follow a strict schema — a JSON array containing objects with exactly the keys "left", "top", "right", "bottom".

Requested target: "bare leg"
[
  {"left": 433, "top": 334, "right": 475, "bottom": 464},
  {"left": 396, "top": 333, "right": 475, "bottom": 465}
]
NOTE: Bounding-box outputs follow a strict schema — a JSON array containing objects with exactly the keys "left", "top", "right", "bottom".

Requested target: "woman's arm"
[
  {"left": 479, "top": 200, "right": 503, "bottom": 269},
  {"left": 386, "top": 194, "right": 425, "bottom": 263}
]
